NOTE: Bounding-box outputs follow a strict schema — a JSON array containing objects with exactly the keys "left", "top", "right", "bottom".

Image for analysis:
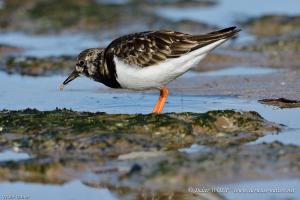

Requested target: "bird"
[{"left": 60, "top": 27, "right": 240, "bottom": 113}]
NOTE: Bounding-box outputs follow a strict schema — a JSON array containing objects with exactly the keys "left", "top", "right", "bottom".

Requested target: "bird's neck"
[{"left": 94, "top": 51, "right": 121, "bottom": 88}]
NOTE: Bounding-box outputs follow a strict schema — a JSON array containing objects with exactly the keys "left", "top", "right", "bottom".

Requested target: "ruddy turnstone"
[{"left": 60, "top": 27, "right": 240, "bottom": 113}]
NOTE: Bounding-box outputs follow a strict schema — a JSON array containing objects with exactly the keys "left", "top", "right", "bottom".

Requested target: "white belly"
[{"left": 115, "top": 39, "right": 226, "bottom": 90}]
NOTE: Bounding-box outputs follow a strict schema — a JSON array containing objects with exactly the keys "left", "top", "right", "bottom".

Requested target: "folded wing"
[{"left": 104, "top": 27, "right": 240, "bottom": 67}]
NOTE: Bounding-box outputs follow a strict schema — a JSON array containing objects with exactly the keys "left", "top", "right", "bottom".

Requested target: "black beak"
[
  {"left": 63, "top": 70, "right": 80, "bottom": 85},
  {"left": 60, "top": 69, "right": 80, "bottom": 91}
]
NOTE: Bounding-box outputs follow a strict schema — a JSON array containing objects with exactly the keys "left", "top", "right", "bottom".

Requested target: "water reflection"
[
  {"left": 0, "top": 181, "right": 119, "bottom": 200},
  {"left": 0, "top": 150, "right": 30, "bottom": 162}
]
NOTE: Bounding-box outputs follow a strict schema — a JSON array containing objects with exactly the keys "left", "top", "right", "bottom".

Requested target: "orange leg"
[{"left": 152, "top": 87, "right": 169, "bottom": 114}]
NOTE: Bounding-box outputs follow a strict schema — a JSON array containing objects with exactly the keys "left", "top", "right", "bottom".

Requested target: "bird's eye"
[{"left": 79, "top": 60, "right": 85, "bottom": 66}]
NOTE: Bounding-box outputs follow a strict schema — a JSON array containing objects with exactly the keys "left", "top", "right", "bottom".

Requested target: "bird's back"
[{"left": 104, "top": 27, "right": 240, "bottom": 67}]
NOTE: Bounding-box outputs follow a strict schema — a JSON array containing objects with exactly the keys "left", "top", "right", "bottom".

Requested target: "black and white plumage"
[{"left": 61, "top": 27, "right": 240, "bottom": 112}]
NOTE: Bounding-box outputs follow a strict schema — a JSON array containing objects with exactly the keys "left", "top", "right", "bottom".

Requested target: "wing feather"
[{"left": 104, "top": 27, "right": 240, "bottom": 67}]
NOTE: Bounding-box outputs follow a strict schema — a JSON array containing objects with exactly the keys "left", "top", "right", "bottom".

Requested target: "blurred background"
[{"left": 0, "top": 0, "right": 300, "bottom": 200}]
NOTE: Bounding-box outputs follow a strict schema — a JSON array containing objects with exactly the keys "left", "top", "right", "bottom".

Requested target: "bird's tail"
[
  {"left": 188, "top": 26, "right": 241, "bottom": 51},
  {"left": 190, "top": 26, "right": 241, "bottom": 41}
]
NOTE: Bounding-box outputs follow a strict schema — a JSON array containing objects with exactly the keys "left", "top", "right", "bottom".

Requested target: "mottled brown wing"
[
  {"left": 104, "top": 30, "right": 196, "bottom": 67},
  {"left": 104, "top": 27, "right": 240, "bottom": 67}
]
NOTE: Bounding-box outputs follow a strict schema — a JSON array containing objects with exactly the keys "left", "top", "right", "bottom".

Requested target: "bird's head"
[{"left": 60, "top": 48, "right": 104, "bottom": 90}]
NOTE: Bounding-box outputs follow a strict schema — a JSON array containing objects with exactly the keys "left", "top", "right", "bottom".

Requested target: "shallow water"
[
  {"left": 0, "top": 179, "right": 298, "bottom": 200},
  {"left": 0, "top": 71, "right": 299, "bottom": 146},
  {"left": 0, "top": 181, "right": 119, "bottom": 200},
  {"left": 95, "top": 0, "right": 129, "bottom": 5},
  {"left": 0, "top": 150, "right": 30, "bottom": 162},
  {"left": 156, "top": 0, "right": 300, "bottom": 27},
  {"left": 179, "top": 144, "right": 210, "bottom": 154},
  {"left": 0, "top": 68, "right": 299, "bottom": 199},
  {"left": 252, "top": 129, "right": 300, "bottom": 146},
  {"left": 222, "top": 179, "right": 300, "bottom": 200},
  {"left": 0, "top": 32, "right": 104, "bottom": 57}
]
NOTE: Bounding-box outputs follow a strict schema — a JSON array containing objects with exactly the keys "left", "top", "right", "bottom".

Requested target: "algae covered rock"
[
  {"left": 0, "top": 109, "right": 281, "bottom": 158},
  {"left": 259, "top": 98, "right": 300, "bottom": 109},
  {"left": 0, "top": 0, "right": 214, "bottom": 33},
  {"left": 243, "top": 15, "right": 300, "bottom": 37},
  {"left": 245, "top": 35, "right": 300, "bottom": 53},
  {"left": 4, "top": 56, "right": 74, "bottom": 76},
  {"left": 0, "top": 44, "right": 22, "bottom": 57},
  {"left": 0, "top": 109, "right": 294, "bottom": 198},
  {"left": 241, "top": 15, "right": 300, "bottom": 53},
  {"left": 0, "top": 0, "right": 133, "bottom": 32}
]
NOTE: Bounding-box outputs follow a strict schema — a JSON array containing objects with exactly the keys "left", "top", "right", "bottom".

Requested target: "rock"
[
  {"left": 0, "top": 109, "right": 281, "bottom": 158},
  {"left": 242, "top": 15, "right": 300, "bottom": 37},
  {"left": 259, "top": 98, "right": 300, "bottom": 108},
  {"left": 4, "top": 56, "right": 74, "bottom": 76},
  {"left": 0, "top": 0, "right": 215, "bottom": 33},
  {"left": 244, "top": 35, "right": 300, "bottom": 53}
]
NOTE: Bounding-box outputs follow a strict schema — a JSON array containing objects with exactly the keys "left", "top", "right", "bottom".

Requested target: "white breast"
[{"left": 115, "top": 39, "right": 226, "bottom": 90}]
